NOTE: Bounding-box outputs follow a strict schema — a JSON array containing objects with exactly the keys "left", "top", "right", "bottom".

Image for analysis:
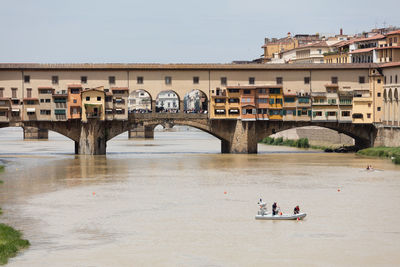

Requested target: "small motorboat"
[
  {"left": 255, "top": 212, "right": 307, "bottom": 220},
  {"left": 255, "top": 199, "right": 306, "bottom": 220}
]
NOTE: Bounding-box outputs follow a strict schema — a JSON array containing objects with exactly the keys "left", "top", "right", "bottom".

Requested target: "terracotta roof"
[
  {"left": 38, "top": 86, "right": 54, "bottom": 90},
  {"left": 386, "top": 30, "right": 400, "bottom": 36},
  {"left": 380, "top": 62, "right": 400, "bottom": 68},
  {"left": 0, "top": 97, "right": 11, "bottom": 101},
  {"left": 354, "top": 34, "right": 385, "bottom": 43},
  {"left": 81, "top": 88, "right": 104, "bottom": 93},
  {"left": 298, "top": 41, "right": 329, "bottom": 48},
  {"left": 349, "top": 47, "right": 375, "bottom": 54},
  {"left": 0, "top": 63, "right": 376, "bottom": 70},
  {"left": 376, "top": 46, "right": 400, "bottom": 50}
]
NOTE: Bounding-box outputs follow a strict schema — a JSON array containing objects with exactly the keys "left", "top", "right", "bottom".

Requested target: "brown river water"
[{"left": 0, "top": 127, "right": 400, "bottom": 266}]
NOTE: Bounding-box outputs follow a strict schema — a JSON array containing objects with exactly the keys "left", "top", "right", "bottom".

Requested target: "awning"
[
  {"left": 12, "top": 108, "right": 20, "bottom": 112},
  {"left": 27, "top": 108, "right": 36, "bottom": 112},
  {"left": 0, "top": 107, "right": 9, "bottom": 110},
  {"left": 229, "top": 109, "right": 239, "bottom": 113},
  {"left": 216, "top": 109, "right": 225, "bottom": 112},
  {"left": 116, "top": 108, "right": 122, "bottom": 111}
]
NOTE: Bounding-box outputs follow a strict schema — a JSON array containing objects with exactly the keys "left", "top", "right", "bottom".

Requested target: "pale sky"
[{"left": 0, "top": 0, "right": 399, "bottom": 63}]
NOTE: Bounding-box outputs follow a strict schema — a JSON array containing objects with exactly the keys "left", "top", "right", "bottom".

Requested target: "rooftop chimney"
[
  {"left": 340, "top": 28, "right": 343, "bottom": 35},
  {"left": 287, "top": 32, "right": 291, "bottom": 38}
]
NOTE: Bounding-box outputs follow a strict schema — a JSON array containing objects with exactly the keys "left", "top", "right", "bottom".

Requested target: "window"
[
  {"left": 276, "top": 77, "right": 283, "bottom": 84},
  {"left": 377, "top": 79, "right": 381, "bottom": 84},
  {"left": 27, "top": 88, "right": 32, "bottom": 98},
  {"left": 12, "top": 88, "right": 17, "bottom": 98},
  {"left": 367, "top": 113, "right": 371, "bottom": 118},
  {"left": 269, "top": 98, "right": 274, "bottom": 104},
  {"left": 276, "top": 98, "right": 282, "bottom": 104},
  {"left": 396, "top": 75, "right": 398, "bottom": 84},
  {"left": 97, "top": 96, "right": 101, "bottom": 101},
  {"left": 52, "top": 76, "right": 59, "bottom": 85},
  {"left": 215, "top": 109, "right": 226, "bottom": 115},
  {"left": 228, "top": 89, "right": 239, "bottom": 93},
  {"left": 221, "top": 77, "right": 227, "bottom": 86},
  {"left": 215, "top": 98, "right": 226, "bottom": 103},
  {"left": 193, "top": 76, "right": 199, "bottom": 84},
  {"left": 73, "top": 99, "right": 77, "bottom": 103},
  {"left": 359, "top": 76, "right": 365, "bottom": 84},
  {"left": 384, "top": 76, "right": 387, "bottom": 84},
  {"left": 137, "top": 76, "right": 143, "bottom": 84},
  {"left": 284, "top": 97, "right": 295, "bottom": 103},
  {"left": 243, "top": 89, "right": 251, "bottom": 94},
  {"left": 304, "top": 77, "right": 310, "bottom": 84},
  {"left": 352, "top": 113, "right": 363, "bottom": 119},
  {"left": 26, "top": 100, "right": 35, "bottom": 105},
  {"left": 368, "top": 103, "right": 371, "bottom": 108},
  {"left": 269, "top": 88, "right": 281, "bottom": 94},
  {"left": 105, "top": 96, "right": 112, "bottom": 102},
  {"left": 257, "top": 98, "right": 268, "bottom": 103},
  {"left": 40, "top": 110, "right": 51, "bottom": 115},
  {"left": 165, "top": 76, "right": 172, "bottom": 85},
  {"left": 109, "top": 76, "right": 116, "bottom": 84},
  {"left": 378, "top": 92, "right": 381, "bottom": 97},
  {"left": 377, "top": 107, "right": 381, "bottom": 111},
  {"left": 390, "top": 76, "right": 392, "bottom": 84},
  {"left": 327, "top": 111, "right": 337, "bottom": 116},
  {"left": 0, "top": 88, "right": 3, "bottom": 98},
  {"left": 249, "top": 77, "right": 255, "bottom": 85},
  {"left": 45, "top": 99, "right": 51, "bottom": 103},
  {"left": 331, "top": 76, "right": 338, "bottom": 84},
  {"left": 24, "top": 75, "right": 30, "bottom": 83},
  {"left": 229, "top": 109, "right": 239, "bottom": 115},
  {"left": 342, "top": 111, "right": 350, "bottom": 117},
  {"left": 228, "top": 98, "right": 239, "bottom": 103},
  {"left": 81, "top": 76, "right": 87, "bottom": 84},
  {"left": 70, "top": 88, "right": 80, "bottom": 94},
  {"left": 258, "top": 89, "right": 267, "bottom": 94},
  {"left": 86, "top": 96, "right": 90, "bottom": 101}
]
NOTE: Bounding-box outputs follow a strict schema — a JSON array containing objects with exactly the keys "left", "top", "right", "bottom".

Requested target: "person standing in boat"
[
  {"left": 294, "top": 205, "right": 300, "bottom": 214},
  {"left": 272, "top": 202, "right": 277, "bottom": 215}
]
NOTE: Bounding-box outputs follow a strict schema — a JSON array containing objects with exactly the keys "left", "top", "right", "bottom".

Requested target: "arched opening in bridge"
[
  {"left": 183, "top": 89, "right": 208, "bottom": 113},
  {"left": 261, "top": 126, "right": 355, "bottom": 149},
  {"left": 107, "top": 125, "right": 221, "bottom": 154},
  {"left": 0, "top": 127, "right": 74, "bottom": 154},
  {"left": 128, "top": 90, "right": 152, "bottom": 113},
  {"left": 156, "top": 90, "right": 179, "bottom": 113}
]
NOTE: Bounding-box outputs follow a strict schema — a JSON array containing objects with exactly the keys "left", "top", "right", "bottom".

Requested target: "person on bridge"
[{"left": 272, "top": 202, "right": 277, "bottom": 216}]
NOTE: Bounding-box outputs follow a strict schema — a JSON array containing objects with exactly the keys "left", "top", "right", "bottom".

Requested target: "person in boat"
[
  {"left": 293, "top": 205, "right": 300, "bottom": 214},
  {"left": 366, "top": 165, "right": 373, "bottom": 170},
  {"left": 272, "top": 202, "right": 277, "bottom": 215}
]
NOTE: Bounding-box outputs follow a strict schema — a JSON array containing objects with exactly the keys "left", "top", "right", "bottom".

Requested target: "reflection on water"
[{"left": 0, "top": 127, "right": 400, "bottom": 266}]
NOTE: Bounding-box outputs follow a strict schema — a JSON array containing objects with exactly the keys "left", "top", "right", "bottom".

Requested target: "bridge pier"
[
  {"left": 78, "top": 120, "right": 107, "bottom": 155},
  {"left": 23, "top": 126, "right": 48, "bottom": 140},
  {"left": 128, "top": 125, "right": 154, "bottom": 139},
  {"left": 373, "top": 124, "right": 400, "bottom": 147},
  {"left": 221, "top": 121, "right": 257, "bottom": 153}
]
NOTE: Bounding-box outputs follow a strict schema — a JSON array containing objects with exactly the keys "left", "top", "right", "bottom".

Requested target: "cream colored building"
[{"left": 81, "top": 87, "right": 105, "bottom": 122}]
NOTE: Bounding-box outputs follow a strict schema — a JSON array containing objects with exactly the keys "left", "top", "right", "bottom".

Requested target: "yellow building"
[
  {"left": 377, "top": 30, "right": 400, "bottom": 63},
  {"left": 268, "top": 87, "right": 283, "bottom": 120},
  {"left": 81, "top": 87, "right": 105, "bottom": 122}
]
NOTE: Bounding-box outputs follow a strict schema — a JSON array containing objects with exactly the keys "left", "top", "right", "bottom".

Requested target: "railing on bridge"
[{"left": 128, "top": 113, "right": 208, "bottom": 120}]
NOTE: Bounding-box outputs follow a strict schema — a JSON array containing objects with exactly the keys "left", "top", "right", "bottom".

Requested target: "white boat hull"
[{"left": 255, "top": 213, "right": 307, "bottom": 220}]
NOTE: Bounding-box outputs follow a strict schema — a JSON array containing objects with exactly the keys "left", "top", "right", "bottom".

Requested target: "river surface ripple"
[{"left": 0, "top": 127, "right": 400, "bottom": 266}]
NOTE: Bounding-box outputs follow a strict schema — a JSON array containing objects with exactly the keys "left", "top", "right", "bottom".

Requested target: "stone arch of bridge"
[
  {"left": 155, "top": 90, "right": 181, "bottom": 113},
  {"left": 128, "top": 89, "right": 152, "bottom": 113},
  {"left": 106, "top": 119, "right": 226, "bottom": 143},
  {"left": 183, "top": 89, "right": 209, "bottom": 113},
  {"left": 21, "top": 121, "right": 81, "bottom": 142},
  {"left": 255, "top": 121, "right": 376, "bottom": 149}
]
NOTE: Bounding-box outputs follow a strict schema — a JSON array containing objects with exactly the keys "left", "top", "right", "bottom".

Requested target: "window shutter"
[
  {"left": 312, "top": 111, "right": 316, "bottom": 117},
  {"left": 308, "top": 110, "right": 312, "bottom": 116},
  {"left": 283, "top": 109, "right": 287, "bottom": 115},
  {"left": 297, "top": 110, "right": 301, "bottom": 116},
  {"left": 325, "top": 111, "right": 328, "bottom": 117}
]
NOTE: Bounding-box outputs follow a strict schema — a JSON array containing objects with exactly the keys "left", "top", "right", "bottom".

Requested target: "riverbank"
[
  {"left": 357, "top": 147, "right": 400, "bottom": 165},
  {"left": 259, "top": 137, "right": 357, "bottom": 152},
  {"left": 0, "top": 165, "right": 30, "bottom": 265}
]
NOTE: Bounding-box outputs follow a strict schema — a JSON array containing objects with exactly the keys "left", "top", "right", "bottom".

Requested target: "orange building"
[{"left": 67, "top": 84, "right": 82, "bottom": 119}]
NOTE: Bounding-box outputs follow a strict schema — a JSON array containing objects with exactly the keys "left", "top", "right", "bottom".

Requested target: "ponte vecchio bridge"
[{"left": 0, "top": 63, "right": 399, "bottom": 154}]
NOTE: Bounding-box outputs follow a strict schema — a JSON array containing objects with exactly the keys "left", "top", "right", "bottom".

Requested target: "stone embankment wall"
[
  {"left": 373, "top": 126, "right": 400, "bottom": 147},
  {"left": 271, "top": 126, "right": 354, "bottom": 146}
]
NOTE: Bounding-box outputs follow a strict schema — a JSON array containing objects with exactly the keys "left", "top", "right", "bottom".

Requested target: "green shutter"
[
  {"left": 308, "top": 110, "right": 312, "bottom": 116},
  {"left": 297, "top": 110, "right": 301, "bottom": 116},
  {"left": 325, "top": 112, "right": 328, "bottom": 117},
  {"left": 312, "top": 111, "right": 316, "bottom": 117},
  {"left": 283, "top": 110, "right": 287, "bottom": 115}
]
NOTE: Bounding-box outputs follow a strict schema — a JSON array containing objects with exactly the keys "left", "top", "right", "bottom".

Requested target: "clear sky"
[{"left": 1, "top": 0, "right": 399, "bottom": 63}]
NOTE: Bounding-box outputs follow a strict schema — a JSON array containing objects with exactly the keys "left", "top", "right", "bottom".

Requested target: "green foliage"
[
  {"left": 357, "top": 147, "right": 400, "bottom": 165},
  {"left": 260, "top": 137, "right": 310, "bottom": 148},
  {"left": 0, "top": 224, "right": 30, "bottom": 265}
]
